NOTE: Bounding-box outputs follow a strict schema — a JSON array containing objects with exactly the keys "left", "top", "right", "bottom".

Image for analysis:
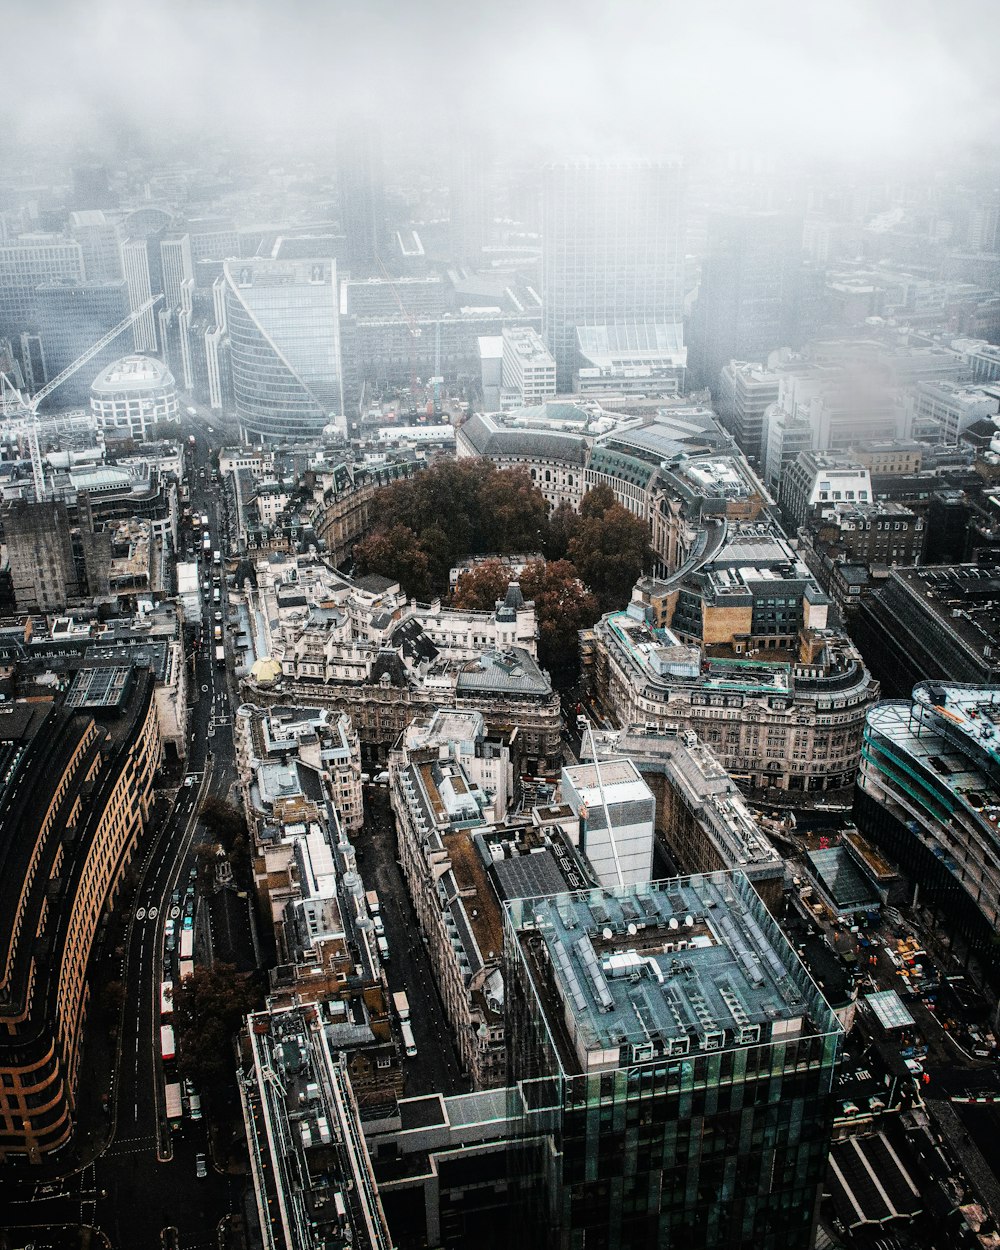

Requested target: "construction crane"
[{"left": 0, "top": 294, "right": 163, "bottom": 500}]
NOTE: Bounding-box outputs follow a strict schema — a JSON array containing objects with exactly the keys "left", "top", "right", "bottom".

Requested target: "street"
[{"left": 0, "top": 429, "right": 247, "bottom": 1250}]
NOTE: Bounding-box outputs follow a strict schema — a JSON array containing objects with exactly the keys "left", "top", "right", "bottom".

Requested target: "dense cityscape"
[{"left": 5, "top": 2, "right": 1000, "bottom": 1248}]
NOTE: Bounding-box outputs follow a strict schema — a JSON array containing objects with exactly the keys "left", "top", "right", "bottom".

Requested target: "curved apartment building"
[{"left": 0, "top": 667, "right": 160, "bottom": 1160}]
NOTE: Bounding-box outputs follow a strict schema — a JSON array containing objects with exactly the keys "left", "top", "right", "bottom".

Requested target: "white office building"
[
  {"left": 561, "top": 759, "right": 655, "bottom": 888},
  {"left": 501, "top": 326, "right": 557, "bottom": 409}
]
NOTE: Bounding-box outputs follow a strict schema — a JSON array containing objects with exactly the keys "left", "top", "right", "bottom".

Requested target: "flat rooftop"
[{"left": 507, "top": 873, "right": 839, "bottom": 1075}]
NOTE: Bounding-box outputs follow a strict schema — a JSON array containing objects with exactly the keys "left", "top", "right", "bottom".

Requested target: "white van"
[{"left": 377, "top": 936, "right": 390, "bottom": 962}]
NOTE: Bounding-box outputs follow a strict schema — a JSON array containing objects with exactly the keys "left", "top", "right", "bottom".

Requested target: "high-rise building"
[
  {"left": 855, "top": 682, "right": 1000, "bottom": 976},
  {"left": 4, "top": 499, "right": 111, "bottom": 610},
  {"left": 68, "top": 210, "right": 122, "bottom": 282},
  {"left": 120, "top": 238, "right": 158, "bottom": 351},
  {"left": 501, "top": 326, "right": 557, "bottom": 407},
  {"left": 689, "top": 211, "right": 801, "bottom": 390},
  {"left": 450, "top": 135, "right": 492, "bottom": 265},
  {"left": 160, "top": 233, "right": 193, "bottom": 309},
  {"left": 70, "top": 163, "right": 114, "bottom": 211},
  {"left": 337, "top": 119, "right": 387, "bottom": 272},
  {"left": 715, "top": 360, "right": 780, "bottom": 463},
  {"left": 0, "top": 234, "right": 84, "bottom": 346},
  {"left": 31, "top": 279, "right": 130, "bottom": 407},
  {"left": 504, "top": 873, "right": 841, "bottom": 1249},
  {"left": 542, "top": 160, "right": 684, "bottom": 390},
  {"left": 224, "top": 256, "right": 345, "bottom": 442}
]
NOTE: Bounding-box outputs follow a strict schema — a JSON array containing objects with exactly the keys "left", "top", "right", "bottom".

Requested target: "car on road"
[
  {"left": 195, "top": 1152, "right": 208, "bottom": 1178},
  {"left": 905, "top": 1058, "right": 924, "bottom": 1077}
]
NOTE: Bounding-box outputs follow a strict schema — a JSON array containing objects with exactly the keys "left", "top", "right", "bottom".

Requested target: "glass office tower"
[
  {"left": 855, "top": 681, "right": 1000, "bottom": 978},
  {"left": 224, "top": 257, "right": 345, "bottom": 442},
  {"left": 504, "top": 873, "right": 841, "bottom": 1250}
]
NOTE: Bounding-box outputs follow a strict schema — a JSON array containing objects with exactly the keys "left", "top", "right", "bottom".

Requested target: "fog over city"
[
  {"left": 8, "top": 0, "right": 1000, "bottom": 162},
  {"left": 11, "top": 1, "right": 1000, "bottom": 1248}
]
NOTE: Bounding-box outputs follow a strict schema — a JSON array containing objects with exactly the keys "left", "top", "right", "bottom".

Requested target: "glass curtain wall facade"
[
  {"left": 504, "top": 873, "right": 841, "bottom": 1250},
  {"left": 541, "top": 160, "right": 684, "bottom": 391},
  {"left": 224, "top": 257, "right": 345, "bottom": 442},
  {"left": 855, "top": 681, "right": 1000, "bottom": 981}
]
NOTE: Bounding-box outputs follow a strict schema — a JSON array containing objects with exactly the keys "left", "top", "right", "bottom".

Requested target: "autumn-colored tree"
[
  {"left": 520, "top": 559, "right": 600, "bottom": 678},
  {"left": 353, "top": 524, "right": 433, "bottom": 600},
  {"left": 356, "top": 461, "right": 551, "bottom": 598},
  {"left": 476, "top": 467, "right": 549, "bottom": 554},
  {"left": 174, "top": 963, "right": 262, "bottom": 1087},
  {"left": 579, "top": 483, "right": 618, "bottom": 519},
  {"left": 568, "top": 502, "right": 651, "bottom": 612},
  {"left": 452, "top": 559, "right": 513, "bottom": 612},
  {"left": 543, "top": 503, "right": 579, "bottom": 562},
  {"left": 199, "top": 796, "right": 247, "bottom": 848}
]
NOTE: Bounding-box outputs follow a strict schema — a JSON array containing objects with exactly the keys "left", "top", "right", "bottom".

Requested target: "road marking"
[
  {"left": 148, "top": 906, "right": 158, "bottom": 920},
  {"left": 136, "top": 907, "right": 147, "bottom": 921}
]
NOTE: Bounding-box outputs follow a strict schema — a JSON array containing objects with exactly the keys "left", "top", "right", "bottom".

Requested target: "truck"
[
  {"left": 213, "top": 550, "right": 221, "bottom": 566},
  {"left": 400, "top": 1021, "right": 417, "bottom": 1057},
  {"left": 201, "top": 513, "right": 209, "bottom": 528},
  {"left": 366, "top": 890, "right": 380, "bottom": 917},
  {"left": 178, "top": 958, "right": 194, "bottom": 980},
  {"left": 165, "top": 1081, "right": 183, "bottom": 1126},
  {"left": 179, "top": 929, "right": 193, "bottom": 961},
  {"left": 213, "top": 626, "right": 222, "bottom": 641},
  {"left": 160, "top": 980, "right": 174, "bottom": 1017},
  {"left": 392, "top": 991, "right": 410, "bottom": 1022},
  {"left": 186, "top": 409, "right": 198, "bottom": 421},
  {"left": 160, "top": 1024, "right": 176, "bottom": 1063},
  {"left": 377, "top": 935, "right": 390, "bottom": 962},
  {"left": 215, "top": 644, "right": 225, "bottom": 667},
  {"left": 202, "top": 533, "right": 211, "bottom": 552}
]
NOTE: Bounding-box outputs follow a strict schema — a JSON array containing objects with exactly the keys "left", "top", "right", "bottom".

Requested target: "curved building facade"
[
  {"left": 224, "top": 258, "right": 344, "bottom": 443},
  {"left": 90, "top": 354, "right": 179, "bottom": 440},
  {"left": 855, "top": 682, "right": 1000, "bottom": 977}
]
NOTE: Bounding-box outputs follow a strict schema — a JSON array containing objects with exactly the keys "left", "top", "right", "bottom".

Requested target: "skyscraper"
[
  {"left": 68, "top": 211, "right": 122, "bottom": 283},
  {"left": 450, "top": 134, "right": 493, "bottom": 265},
  {"left": 542, "top": 159, "right": 684, "bottom": 391},
  {"left": 505, "top": 873, "right": 841, "bottom": 1250},
  {"left": 224, "top": 256, "right": 344, "bottom": 442},
  {"left": 32, "top": 279, "right": 130, "bottom": 408},
  {"left": 689, "top": 211, "right": 801, "bottom": 390},
  {"left": 0, "top": 234, "right": 85, "bottom": 347},
  {"left": 120, "top": 238, "right": 158, "bottom": 352},
  {"left": 337, "top": 119, "right": 387, "bottom": 272}
]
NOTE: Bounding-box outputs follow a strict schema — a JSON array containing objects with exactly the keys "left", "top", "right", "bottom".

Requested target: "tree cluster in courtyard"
[{"left": 357, "top": 465, "right": 652, "bottom": 679}]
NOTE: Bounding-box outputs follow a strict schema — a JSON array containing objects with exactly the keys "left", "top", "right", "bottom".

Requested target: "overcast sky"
[{"left": 7, "top": 0, "right": 1000, "bottom": 166}]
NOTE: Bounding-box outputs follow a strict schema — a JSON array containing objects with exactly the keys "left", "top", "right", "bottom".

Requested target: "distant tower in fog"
[
  {"left": 542, "top": 159, "right": 685, "bottom": 391},
  {"left": 450, "top": 135, "right": 492, "bottom": 266},
  {"left": 689, "top": 210, "right": 802, "bottom": 390},
  {"left": 337, "top": 119, "right": 387, "bottom": 272}
]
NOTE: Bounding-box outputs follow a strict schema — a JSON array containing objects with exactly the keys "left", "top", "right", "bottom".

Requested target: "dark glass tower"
[{"left": 504, "top": 873, "right": 841, "bottom": 1250}]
